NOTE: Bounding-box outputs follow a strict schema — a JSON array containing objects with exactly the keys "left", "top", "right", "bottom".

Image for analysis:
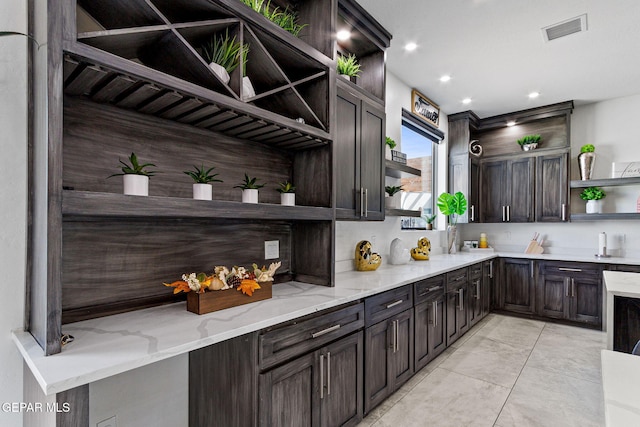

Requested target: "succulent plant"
[
  {"left": 337, "top": 54, "right": 362, "bottom": 77},
  {"left": 276, "top": 181, "right": 296, "bottom": 193},
  {"left": 234, "top": 173, "right": 265, "bottom": 190},
  {"left": 385, "top": 185, "right": 403, "bottom": 196},
  {"left": 184, "top": 164, "right": 223, "bottom": 184},
  {"left": 108, "top": 153, "right": 158, "bottom": 178},
  {"left": 516, "top": 134, "right": 542, "bottom": 146},
  {"left": 201, "top": 29, "right": 248, "bottom": 74}
]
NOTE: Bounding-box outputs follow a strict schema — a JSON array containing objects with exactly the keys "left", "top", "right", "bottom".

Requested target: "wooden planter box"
[{"left": 186, "top": 282, "right": 272, "bottom": 315}]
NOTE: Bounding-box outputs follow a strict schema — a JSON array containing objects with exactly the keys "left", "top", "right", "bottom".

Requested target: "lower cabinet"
[
  {"left": 364, "top": 308, "right": 414, "bottom": 414},
  {"left": 415, "top": 295, "right": 446, "bottom": 370},
  {"left": 259, "top": 331, "right": 363, "bottom": 427},
  {"left": 446, "top": 283, "right": 469, "bottom": 346},
  {"left": 500, "top": 258, "right": 535, "bottom": 314}
]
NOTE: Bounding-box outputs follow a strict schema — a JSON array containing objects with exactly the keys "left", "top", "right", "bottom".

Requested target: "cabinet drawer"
[
  {"left": 446, "top": 268, "right": 468, "bottom": 292},
  {"left": 469, "top": 263, "right": 483, "bottom": 279},
  {"left": 414, "top": 275, "right": 445, "bottom": 304},
  {"left": 259, "top": 302, "right": 364, "bottom": 371},
  {"left": 365, "top": 285, "right": 413, "bottom": 327},
  {"left": 539, "top": 261, "right": 601, "bottom": 277}
]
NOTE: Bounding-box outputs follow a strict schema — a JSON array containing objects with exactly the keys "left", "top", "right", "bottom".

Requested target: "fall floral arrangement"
[{"left": 164, "top": 262, "right": 281, "bottom": 297}]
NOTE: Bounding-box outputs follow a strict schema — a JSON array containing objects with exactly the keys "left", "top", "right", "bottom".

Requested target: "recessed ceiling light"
[
  {"left": 404, "top": 42, "right": 418, "bottom": 52},
  {"left": 439, "top": 75, "right": 451, "bottom": 83},
  {"left": 462, "top": 97, "right": 472, "bottom": 104},
  {"left": 528, "top": 91, "right": 540, "bottom": 99},
  {"left": 507, "top": 121, "right": 516, "bottom": 127},
  {"left": 336, "top": 30, "right": 351, "bottom": 41}
]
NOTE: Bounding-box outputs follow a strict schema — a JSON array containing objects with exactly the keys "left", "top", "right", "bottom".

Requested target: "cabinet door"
[
  {"left": 446, "top": 290, "right": 460, "bottom": 346},
  {"left": 469, "top": 277, "right": 483, "bottom": 327},
  {"left": 458, "top": 285, "right": 470, "bottom": 335},
  {"left": 360, "top": 100, "right": 385, "bottom": 220},
  {"left": 364, "top": 320, "right": 391, "bottom": 414},
  {"left": 469, "top": 159, "right": 480, "bottom": 223},
  {"left": 335, "top": 89, "right": 361, "bottom": 218},
  {"left": 431, "top": 296, "right": 447, "bottom": 357},
  {"left": 482, "top": 260, "right": 493, "bottom": 316},
  {"left": 391, "top": 309, "right": 414, "bottom": 389},
  {"left": 480, "top": 159, "right": 507, "bottom": 222},
  {"left": 570, "top": 276, "right": 602, "bottom": 326},
  {"left": 536, "top": 153, "right": 569, "bottom": 222},
  {"left": 506, "top": 157, "right": 534, "bottom": 222},
  {"left": 501, "top": 259, "right": 535, "bottom": 314},
  {"left": 537, "top": 274, "right": 569, "bottom": 320},
  {"left": 415, "top": 297, "right": 445, "bottom": 370},
  {"left": 259, "top": 351, "right": 320, "bottom": 427},
  {"left": 321, "top": 332, "right": 363, "bottom": 427}
]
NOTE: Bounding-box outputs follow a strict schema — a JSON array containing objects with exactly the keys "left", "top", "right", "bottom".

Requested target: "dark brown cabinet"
[
  {"left": 336, "top": 85, "right": 385, "bottom": 220},
  {"left": 535, "top": 152, "right": 569, "bottom": 222},
  {"left": 469, "top": 265, "right": 484, "bottom": 328},
  {"left": 537, "top": 262, "right": 602, "bottom": 327},
  {"left": 480, "top": 157, "right": 535, "bottom": 223},
  {"left": 500, "top": 258, "right": 536, "bottom": 314},
  {"left": 414, "top": 276, "right": 446, "bottom": 370},
  {"left": 445, "top": 268, "right": 470, "bottom": 346}
]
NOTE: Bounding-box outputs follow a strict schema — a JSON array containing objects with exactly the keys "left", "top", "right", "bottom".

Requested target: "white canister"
[
  {"left": 281, "top": 193, "right": 295, "bottom": 206},
  {"left": 123, "top": 174, "right": 149, "bottom": 196},
  {"left": 242, "top": 189, "right": 259, "bottom": 203},
  {"left": 193, "top": 183, "right": 212, "bottom": 200}
]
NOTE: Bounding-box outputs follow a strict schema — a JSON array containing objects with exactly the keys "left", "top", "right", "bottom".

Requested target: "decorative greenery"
[
  {"left": 580, "top": 186, "right": 606, "bottom": 201},
  {"left": 423, "top": 213, "right": 437, "bottom": 224},
  {"left": 276, "top": 181, "right": 296, "bottom": 193},
  {"left": 337, "top": 54, "right": 361, "bottom": 77},
  {"left": 234, "top": 173, "right": 265, "bottom": 190},
  {"left": 517, "top": 134, "right": 542, "bottom": 146},
  {"left": 385, "top": 185, "right": 403, "bottom": 196},
  {"left": 108, "top": 153, "right": 158, "bottom": 178},
  {"left": 183, "top": 164, "right": 223, "bottom": 184},
  {"left": 437, "top": 192, "right": 468, "bottom": 225},
  {"left": 385, "top": 136, "right": 397, "bottom": 150},
  {"left": 580, "top": 144, "right": 595, "bottom": 153},
  {"left": 201, "top": 29, "right": 248, "bottom": 74},
  {"left": 239, "top": 0, "right": 307, "bottom": 36}
]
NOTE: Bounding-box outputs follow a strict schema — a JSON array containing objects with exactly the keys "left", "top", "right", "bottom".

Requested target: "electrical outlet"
[
  {"left": 97, "top": 416, "right": 117, "bottom": 427},
  {"left": 265, "top": 240, "right": 279, "bottom": 260}
]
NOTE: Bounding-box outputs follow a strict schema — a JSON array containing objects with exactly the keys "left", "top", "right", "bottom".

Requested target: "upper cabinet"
[{"left": 449, "top": 101, "right": 573, "bottom": 224}]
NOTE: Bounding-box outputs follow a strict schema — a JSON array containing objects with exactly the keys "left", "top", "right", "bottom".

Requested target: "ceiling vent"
[{"left": 542, "top": 14, "right": 587, "bottom": 42}]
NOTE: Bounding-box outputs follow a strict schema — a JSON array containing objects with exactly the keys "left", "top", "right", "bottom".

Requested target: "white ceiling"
[{"left": 357, "top": 0, "right": 640, "bottom": 118}]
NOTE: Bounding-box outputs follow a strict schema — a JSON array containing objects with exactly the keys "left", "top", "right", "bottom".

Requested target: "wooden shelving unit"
[
  {"left": 385, "top": 160, "right": 421, "bottom": 178},
  {"left": 571, "top": 213, "right": 640, "bottom": 221},
  {"left": 570, "top": 177, "right": 640, "bottom": 188},
  {"left": 385, "top": 208, "right": 421, "bottom": 217}
]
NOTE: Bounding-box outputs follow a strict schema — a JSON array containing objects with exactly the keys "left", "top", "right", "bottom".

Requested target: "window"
[{"left": 399, "top": 109, "right": 443, "bottom": 230}]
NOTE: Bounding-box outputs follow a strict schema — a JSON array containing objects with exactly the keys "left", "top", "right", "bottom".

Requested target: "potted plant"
[
  {"left": 337, "top": 54, "right": 361, "bottom": 81},
  {"left": 579, "top": 144, "right": 596, "bottom": 180},
  {"left": 234, "top": 173, "right": 265, "bottom": 203},
  {"left": 385, "top": 136, "right": 396, "bottom": 160},
  {"left": 184, "top": 164, "right": 223, "bottom": 200},
  {"left": 437, "top": 191, "right": 467, "bottom": 253},
  {"left": 201, "top": 29, "right": 248, "bottom": 85},
  {"left": 423, "top": 213, "right": 437, "bottom": 230},
  {"left": 108, "top": 152, "right": 157, "bottom": 196},
  {"left": 276, "top": 181, "right": 296, "bottom": 206},
  {"left": 239, "top": 0, "right": 307, "bottom": 36},
  {"left": 580, "top": 186, "right": 606, "bottom": 214},
  {"left": 385, "top": 185, "right": 403, "bottom": 209},
  {"left": 517, "top": 134, "right": 541, "bottom": 151}
]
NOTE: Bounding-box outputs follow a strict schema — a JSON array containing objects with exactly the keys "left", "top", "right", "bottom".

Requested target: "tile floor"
[{"left": 358, "top": 314, "right": 606, "bottom": 427}]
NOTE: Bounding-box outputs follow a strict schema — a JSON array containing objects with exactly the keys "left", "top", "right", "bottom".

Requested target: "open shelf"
[
  {"left": 385, "top": 208, "right": 421, "bottom": 217},
  {"left": 385, "top": 160, "right": 421, "bottom": 178},
  {"left": 571, "top": 213, "right": 640, "bottom": 221},
  {"left": 62, "top": 191, "right": 334, "bottom": 221},
  {"left": 570, "top": 177, "right": 640, "bottom": 188}
]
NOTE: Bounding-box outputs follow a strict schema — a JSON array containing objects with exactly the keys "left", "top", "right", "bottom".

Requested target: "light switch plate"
[{"left": 265, "top": 240, "right": 279, "bottom": 260}]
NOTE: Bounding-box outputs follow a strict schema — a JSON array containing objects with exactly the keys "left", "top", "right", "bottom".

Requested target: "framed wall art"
[{"left": 411, "top": 89, "right": 440, "bottom": 127}]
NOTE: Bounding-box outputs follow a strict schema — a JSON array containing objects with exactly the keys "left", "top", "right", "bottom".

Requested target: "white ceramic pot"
[
  {"left": 385, "top": 195, "right": 401, "bottom": 209},
  {"left": 209, "top": 62, "right": 230, "bottom": 84},
  {"left": 586, "top": 199, "right": 603, "bottom": 214},
  {"left": 243, "top": 76, "right": 256, "bottom": 99},
  {"left": 241, "top": 189, "right": 259, "bottom": 204},
  {"left": 385, "top": 145, "right": 392, "bottom": 160},
  {"left": 193, "top": 183, "right": 212, "bottom": 200},
  {"left": 339, "top": 73, "right": 351, "bottom": 81},
  {"left": 281, "top": 193, "right": 295, "bottom": 206},
  {"left": 123, "top": 174, "right": 149, "bottom": 196}
]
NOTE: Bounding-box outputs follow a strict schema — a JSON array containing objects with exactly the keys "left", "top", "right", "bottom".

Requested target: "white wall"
[
  {"left": 0, "top": 1, "right": 28, "bottom": 426},
  {"left": 335, "top": 72, "right": 450, "bottom": 272}
]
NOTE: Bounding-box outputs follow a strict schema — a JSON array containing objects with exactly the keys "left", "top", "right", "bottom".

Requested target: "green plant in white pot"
[
  {"left": 437, "top": 192, "right": 467, "bottom": 253},
  {"left": 201, "top": 30, "right": 248, "bottom": 85},
  {"left": 385, "top": 136, "right": 396, "bottom": 160},
  {"left": 234, "top": 173, "right": 265, "bottom": 203},
  {"left": 385, "top": 185, "right": 403, "bottom": 209},
  {"left": 276, "top": 181, "right": 296, "bottom": 206},
  {"left": 580, "top": 186, "right": 605, "bottom": 214},
  {"left": 184, "top": 164, "right": 223, "bottom": 200},
  {"left": 108, "top": 152, "right": 158, "bottom": 196},
  {"left": 337, "top": 54, "right": 361, "bottom": 81}
]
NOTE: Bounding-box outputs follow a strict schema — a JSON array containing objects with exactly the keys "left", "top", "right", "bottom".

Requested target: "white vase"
[
  {"left": 193, "top": 183, "right": 212, "bottom": 200},
  {"left": 281, "top": 193, "right": 295, "bottom": 206},
  {"left": 447, "top": 225, "right": 458, "bottom": 254},
  {"left": 209, "top": 62, "right": 230, "bottom": 84},
  {"left": 243, "top": 76, "right": 256, "bottom": 98},
  {"left": 389, "top": 238, "right": 410, "bottom": 265},
  {"left": 123, "top": 174, "right": 149, "bottom": 196},
  {"left": 241, "top": 189, "right": 259, "bottom": 204},
  {"left": 586, "top": 199, "right": 603, "bottom": 214},
  {"left": 385, "top": 195, "right": 401, "bottom": 209}
]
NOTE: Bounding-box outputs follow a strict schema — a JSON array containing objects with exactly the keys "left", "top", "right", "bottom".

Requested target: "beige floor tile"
[
  {"left": 526, "top": 323, "right": 606, "bottom": 384},
  {"left": 495, "top": 365, "right": 605, "bottom": 427},
  {"left": 473, "top": 314, "right": 544, "bottom": 349},
  {"left": 371, "top": 368, "right": 510, "bottom": 427},
  {"left": 439, "top": 334, "right": 532, "bottom": 388}
]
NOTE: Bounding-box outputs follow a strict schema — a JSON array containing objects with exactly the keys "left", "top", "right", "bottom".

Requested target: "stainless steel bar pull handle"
[
  {"left": 364, "top": 188, "right": 368, "bottom": 218},
  {"left": 459, "top": 288, "right": 464, "bottom": 311},
  {"left": 395, "top": 320, "right": 399, "bottom": 353},
  {"left": 327, "top": 352, "right": 331, "bottom": 396},
  {"left": 386, "top": 300, "right": 403, "bottom": 309},
  {"left": 320, "top": 354, "right": 324, "bottom": 399},
  {"left": 312, "top": 324, "right": 341, "bottom": 338},
  {"left": 559, "top": 267, "right": 582, "bottom": 272},
  {"left": 502, "top": 206, "right": 506, "bottom": 222},
  {"left": 571, "top": 278, "right": 575, "bottom": 297},
  {"left": 360, "top": 187, "right": 364, "bottom": 217},
  {"left": 565, "top": 278, "right": 570, "bottom": 297},
  {"left": 432, "top": 301, "right": 437, "bottom": 326},
  {"left": 489, "top": 261, "right": 494, "bottom": 279},
  {"left": 476, "top": 280, "right": 481, "bottom": 300},
  {"left": 561, "top": 203, "right": 567, "bottom": 221},
  {"left": 530, "top": 261, "right": 534, "bottom": 278},
  {"left": 507, "top": 205, "right": 511, "bottom": 222},
  {"left": 470, "top": 205, "right": 475, "bottom": 222}
]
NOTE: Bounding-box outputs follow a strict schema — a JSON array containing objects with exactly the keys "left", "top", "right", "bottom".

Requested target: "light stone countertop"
[
  {"left": 13, "top": 251, "right": 640, "bottom": 396},
  {"left": 601, "top": 349, "right": 640, "bottom": 426}
]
